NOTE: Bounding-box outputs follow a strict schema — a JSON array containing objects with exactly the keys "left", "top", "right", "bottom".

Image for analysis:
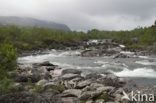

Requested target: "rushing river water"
[{"left": 18, "top": 50, "right": 156, "bottom": 87}]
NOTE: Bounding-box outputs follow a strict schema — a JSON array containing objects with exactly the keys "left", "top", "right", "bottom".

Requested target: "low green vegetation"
[
  {"left": 0, "top": 78, "right": 17, "bottom": 95},
  {"left": 31, "top": 85, "right": 43, "bottom": 93},
  {"left": 0, "top": 44, "right": 18, "bottom": 95},
  {"left": 95, "top": 93, "right": 110, "bottom": 101},
  {"left": 0, "top": 22, "right": 156, "bottom": 52}
]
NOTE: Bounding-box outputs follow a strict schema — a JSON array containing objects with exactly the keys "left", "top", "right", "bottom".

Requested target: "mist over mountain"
[{"left": 0, "top": 16, "right": 70, "bottom": 31}]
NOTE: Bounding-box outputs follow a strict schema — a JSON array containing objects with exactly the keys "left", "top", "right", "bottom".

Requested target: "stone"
[
  {"left": 61, "top": 69, "right": 82, "bottom": 75},
  {"left": 14, "top": 74, "right": 28, "bottom": 82},
  {"left": 114, "top": 53, "right": 130, "bottom": 59},
  {"left": 97, "top": 74, "right": 120, "bottom": 87},
  {"left": 95, "top": 99, "right": 105, "bottom": 103},
  {"left": 62, "top": 74, "right": 80, "bottom": 80},
  {"left": 36, "top": 79, "right": 48, "bottom": 85},
  {"left": 84, "top": 73, "right": 102, "bottom": 80},
  {"left": 97, "top": 86, "right": 115, "bottom": 93},
  {"left": 61, "top": 97, "right": 80, "bottom": 103},
  {"left": 29, "top": 73, "right": 41, "bottom": 83},
  {"left": 86, "top": 100, "right": 94, "bottom": 103},
  {"left": 118, "top": 78, "right": 127, "bottom": 84},
  {"left": 90, "top": 83, "right": 104, "bottom": 88},
  {"left": 38, "top": 61, "right": 54, "bottom": 66},
  {"left": 80, "top": 91, "right": 102, "bottom": 100},
  {"left": 61, "top": 89, "right": 82, "bottom": 97},
  {"left": 76, "top": 80, "right": 92, "bottom": 89}
]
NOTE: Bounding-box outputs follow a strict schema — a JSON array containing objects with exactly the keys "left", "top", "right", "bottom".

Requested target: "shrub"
[
  {"left": 0, "top": 78, "right": 17, "bottom": 95},
  {"left": 0, "top": 44, "right": 17, "bottom": 74}
]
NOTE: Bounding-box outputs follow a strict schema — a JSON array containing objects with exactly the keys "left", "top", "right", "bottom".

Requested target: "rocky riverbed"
[{"left": 0, "top": 61, "right": 132, "bottom": 103}]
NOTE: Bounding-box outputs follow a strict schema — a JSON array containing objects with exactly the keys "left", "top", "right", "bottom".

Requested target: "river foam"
[{"left": 114, "top": 68, "right": 156, "bottom": 78}]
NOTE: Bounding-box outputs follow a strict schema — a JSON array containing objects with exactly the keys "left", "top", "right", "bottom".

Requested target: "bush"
[
  {"left": 0, "top": 44, "right": 18, "bottom": 95},
  {"left": 0, "top": 78, "right": 17, "bottom": 95},
  {"left": 0, "top": 44, "right": 17, "bottom": 74}
]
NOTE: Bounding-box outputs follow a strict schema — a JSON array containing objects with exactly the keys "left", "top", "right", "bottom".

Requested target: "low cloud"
[{"left": 0, "top": 0, "right": 156, "bottom": 31}]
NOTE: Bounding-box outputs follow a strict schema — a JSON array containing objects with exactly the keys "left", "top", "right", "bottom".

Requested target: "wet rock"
[
  {"left": 38, "top": 61, "right": 54, "bottom": 66},
  {"left": 61, "top": 69, "right": 82, "bottom": 75},
  {"left": 114, "top": 53, "right": 130, "bottom": 58},
  {"left": 81, "top": 50, "right": 118, "bottom": 57},
  {"left": 62, "top": 74, "right": 80, "bottom": 80},
  {"left": 118, "top": 78, "right": 127, "bottom": 84},
  {"left": 81, "top": 50, "right": 103, "bottom": 57}
]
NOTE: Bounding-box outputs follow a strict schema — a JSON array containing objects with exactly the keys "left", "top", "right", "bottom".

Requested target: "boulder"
[
  {"left": 114, "top": 53, "right": 130, "bottom": 59},
  {"left": 80, "top": 91, "right": 102, "bottom": 100},
  {"left": 61, "top": 69, "right": 82, "bottom": 75},
  {"left": 81, "top": 50, "right": 118, "bottom": 57},
  {"left": 61, "top": 97, "right": 80, "bottom": 103},
  {"left": 81, "top": 50, "right": 103, "bottom": 57},
  {"left": 14, "top": 74, "right": 29, "bottom": 82},
  {"left": 61, "top": 89, "right": 82, "bottom": 97},
  {"left": 38, "top": 61, "right": 54, "bottom": 66},
  {"left": 76, "top": 80, "right": 92, "bottom": 89},
  {"left": 86, "top": 100, "right": 94, "bottom": 103},
  {"left": 97, "top": 86, "right": 115, "bottom": 93},
  {"left": 90, "top": 83, "right": 104, "bottom": 89},
  {"left": 62, "top": 74, "right": 80, "bottom": 80},
  {"left": 97, "top": 74, "right": 120, "bottom": 87},
  {"left": 36, "top": 79, "right": 48, "bottom": 85},
  {"left": 84, "top": 73, "right": 103, "bottom": 80},
  {"left": 95, "top": 99, "right": 105, "bottom": 103}
]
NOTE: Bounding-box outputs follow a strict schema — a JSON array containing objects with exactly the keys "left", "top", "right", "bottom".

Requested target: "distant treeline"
[{"left": 0, "top": 24, "right": 156, "bottom": 51}]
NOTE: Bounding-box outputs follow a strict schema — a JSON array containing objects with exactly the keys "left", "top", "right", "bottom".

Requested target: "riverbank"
[
  {"left": 1, "top": 59, "right": 156, "bottom": 103},
  {"left": 0, "top": 61, "right": 133, "bottom": 103}
]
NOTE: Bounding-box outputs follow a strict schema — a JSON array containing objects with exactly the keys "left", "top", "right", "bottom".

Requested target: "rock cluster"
[{"left": 0, "top": 61, "right": 134, "bottom": 103}]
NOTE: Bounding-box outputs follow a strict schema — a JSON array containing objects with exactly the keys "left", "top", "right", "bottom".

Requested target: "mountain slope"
[{"left": 0, "top": 16, "right": 70, "bottom": 31}]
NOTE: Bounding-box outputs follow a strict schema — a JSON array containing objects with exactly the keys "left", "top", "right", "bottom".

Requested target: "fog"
[{"left": 0, "top": 0, "right": 156, "bottom": 31}]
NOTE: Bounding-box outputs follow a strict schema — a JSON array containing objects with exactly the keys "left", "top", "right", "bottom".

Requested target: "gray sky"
[{"left": 0, "top": 0, "right": 156, "bottom": 31}]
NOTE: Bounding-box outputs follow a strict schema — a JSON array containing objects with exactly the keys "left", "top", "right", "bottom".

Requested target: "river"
[{"left": 18, "top": 49, "right": 156, "bottom": 87}]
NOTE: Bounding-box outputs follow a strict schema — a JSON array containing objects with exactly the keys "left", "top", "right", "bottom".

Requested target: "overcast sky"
[{"left": 0, "top": 0, "right": 156, "bottom": 31}]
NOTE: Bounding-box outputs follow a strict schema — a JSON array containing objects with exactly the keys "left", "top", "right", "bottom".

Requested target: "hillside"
[{"left": 0, "top": 16, "right": 70, "bottom": 31}]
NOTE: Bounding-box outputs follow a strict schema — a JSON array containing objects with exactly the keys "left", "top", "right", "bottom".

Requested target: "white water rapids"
[{"left": 18, "top": 50, "right": 156, "bottom": 87}]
